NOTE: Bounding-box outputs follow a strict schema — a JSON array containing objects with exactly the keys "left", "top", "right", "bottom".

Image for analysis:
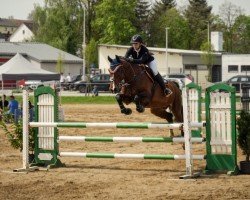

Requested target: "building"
[
  {"left": 0, "top": 18, "right": 32, "bottom": 41},
  {"left": 9, "top": 22, "right": 34, "bottom": 42},
  {"left": 98, "top": 44, "right": 222, "bottom": 87},
  {"left": 0, "top": 42, "right": 83, "bottom": 77},
  {"left": 222, "top": 54, "right": 250, "bottom": 81}
]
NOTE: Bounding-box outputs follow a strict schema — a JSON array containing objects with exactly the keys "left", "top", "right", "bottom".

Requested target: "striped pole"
[
  {"left": 59, "top": 152, "right": 205, "bottom": 160},
  {"left": 59, "top": 136, "right": 205, "bottom": 143},
  {"left": 30, "top": 122, "right": 205, "bottom": 129}
]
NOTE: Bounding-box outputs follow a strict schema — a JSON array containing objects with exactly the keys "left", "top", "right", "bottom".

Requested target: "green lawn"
[
  {"left": 60, "top": 96, "right": 116, "bottom": 104},
  {"left": 15, "top": 96, "right": 117, "bottom": 104}
]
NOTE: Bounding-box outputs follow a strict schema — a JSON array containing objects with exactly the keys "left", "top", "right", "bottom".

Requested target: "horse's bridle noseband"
[{"left": 109, "top": 62, "right": 146, "bottom": 91}]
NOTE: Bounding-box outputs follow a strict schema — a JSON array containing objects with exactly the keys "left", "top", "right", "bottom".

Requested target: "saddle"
[{"left": 138, "top": 64, "right": 154, "bottom": 83}]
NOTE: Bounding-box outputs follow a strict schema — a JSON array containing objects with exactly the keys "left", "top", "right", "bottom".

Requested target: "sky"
[{"left": 0, "top": 0, "right": 250, "bottom": 20}]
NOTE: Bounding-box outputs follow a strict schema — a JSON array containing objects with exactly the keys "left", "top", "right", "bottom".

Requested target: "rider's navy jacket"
[{"left": 125, "top": 45, "right": 154, "bottom": 64}]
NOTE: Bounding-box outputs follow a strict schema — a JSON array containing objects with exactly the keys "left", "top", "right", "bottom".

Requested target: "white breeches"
[{"left": 148, "top": 59, "right": 158, "bottom": 76}]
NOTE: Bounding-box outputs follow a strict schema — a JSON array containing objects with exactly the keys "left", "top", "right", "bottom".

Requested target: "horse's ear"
[
  {"left": 107, "top": 56, "right": 112, "bottom": 63},
  {"left": 115, "top": 55, "right": 121, "bottom": 63}
]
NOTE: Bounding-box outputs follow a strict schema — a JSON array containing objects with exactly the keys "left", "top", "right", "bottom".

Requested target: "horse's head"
[{"left": 108, "top": 55, "right": 127, "bottom": 93}]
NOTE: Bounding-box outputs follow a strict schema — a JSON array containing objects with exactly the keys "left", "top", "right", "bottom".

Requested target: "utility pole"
[
  {"left": 207, "top": 22, "right": 210, "bottom": 50},
  {"left": 82, "top": 5, "right": 86, "bottom": 81},
  {"left": 166, "top": 27, "right": 169, "bottom": 75}
]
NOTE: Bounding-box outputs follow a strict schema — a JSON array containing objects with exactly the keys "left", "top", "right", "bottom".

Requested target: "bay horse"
[{"left": 108, "top": 55, "right": 183, "bottom": 136}]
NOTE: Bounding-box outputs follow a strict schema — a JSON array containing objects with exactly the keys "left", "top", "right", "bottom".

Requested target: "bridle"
[{"left": 109, "top": 61, "right": 146, "bottom": 91}]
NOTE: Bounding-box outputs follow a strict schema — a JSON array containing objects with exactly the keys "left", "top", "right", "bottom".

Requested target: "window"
[
  {"left": 185, "top": 65, "right": 197, "bottom": 70},
  {"left": 240, "top": 77, "right": 249, "bottom": 82},
  {"left": 228, "top": 65, "right": 238, "bottom": 72},
  {"left": 241, "top": 65, "right": 250, "bottom": 72},
  {"left": 103, "top": 75, "right": 110, "bottom": 81},
  {"left": 92, "top": 75, "right": 101, "bottom": 81},
  {"left": 229, "top": 77, "right": 239, "bottom": 83}
]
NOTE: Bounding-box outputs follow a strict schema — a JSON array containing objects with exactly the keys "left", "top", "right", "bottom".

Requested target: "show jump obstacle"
[{"left": 17, "top": 83, "right": 239, "bottom": 178}]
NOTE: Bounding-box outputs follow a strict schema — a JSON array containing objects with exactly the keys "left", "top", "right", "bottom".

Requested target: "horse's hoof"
[
  {"left": 121, "top": 108, "right": 132, "bottom": 115},
  {"left": 136, "top": 106, "right": 145, "bottom": 113}
]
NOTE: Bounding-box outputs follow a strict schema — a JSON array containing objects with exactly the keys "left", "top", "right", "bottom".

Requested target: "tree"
[
  {"left": 148, "top": 8, "right": 189, "bottom": 49},
  {"left": 134, "top": 0, "right": 151, "bottom": 38},
  {"left": 56, "top": 53, "right": 65, "bottom": 73},
  {"left": 201, "top": 42, "right": 214, "bottom": 82},
  {"left": 92, "top": 0, "right": 137, "bottom": 45},
  {"left": 81, "top": 0, "right": 101, "bottom": 44},
  {"left": 218, "top": 1, "right": 243, "bottom": 52},
  {"left": 151, "top": 0, "right": 176, "bottom": 14},
  {"left": 148, "top": 0, "right": 177, "bottom": 46},
  {"left": 85, "top": 38, "right": 98, "bottom": 71},
  {"left": 32, "top": 0, "right": 84, "bottom": 54},
  {"left": 184, "top": 0, "right": 212, "bottom": 50},
  {"left": 230, "top": 15, "right": 250, "bottom": 53}
]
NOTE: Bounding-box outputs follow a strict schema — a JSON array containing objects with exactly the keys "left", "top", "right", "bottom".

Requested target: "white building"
[
  {"left": 9, "top": 22, "right": 34, "bottom": 42},
  {"left": 98, "top": 44, "right": 222, "bottom": 87},
  {"left": 222, "top": 54, "right": 250, "bottom": 81}
]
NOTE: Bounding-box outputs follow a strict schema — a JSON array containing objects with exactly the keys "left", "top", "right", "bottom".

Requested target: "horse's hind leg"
[
  {"left": 150, "top": 108, "right": 174, "bottom": 137},
  {"left": 171, "top": 105, "right": 184, "bottom": 136}
]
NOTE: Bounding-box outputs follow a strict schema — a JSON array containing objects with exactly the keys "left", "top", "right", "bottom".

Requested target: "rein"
[{"left": 109, "top": 62, "right": 146, "bottom": 88}]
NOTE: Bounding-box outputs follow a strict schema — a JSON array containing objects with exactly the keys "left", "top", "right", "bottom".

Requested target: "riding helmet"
[{"left": 130, "top": 34, "right": 143, "bottom": 44}]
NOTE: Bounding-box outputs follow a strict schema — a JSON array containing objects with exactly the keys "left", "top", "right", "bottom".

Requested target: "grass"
[
  {"left": 15, "top": 95, "right": 117, "bottom": 104},
  {"left": 60, "top": 96, "right": 116, "bottom": 104}
]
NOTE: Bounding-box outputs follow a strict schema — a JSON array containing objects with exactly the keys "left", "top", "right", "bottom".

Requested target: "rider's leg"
[{"left": 148, "top": 60, "right": 172, "bottom": 95}]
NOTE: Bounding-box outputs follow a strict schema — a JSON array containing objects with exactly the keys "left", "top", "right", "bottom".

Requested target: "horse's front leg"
[
  {"left": 134, "top": 92, "right": 150, "bottom": 113},
  {"left": 115, "top": 93, "right": 132, "bottom": 115}
]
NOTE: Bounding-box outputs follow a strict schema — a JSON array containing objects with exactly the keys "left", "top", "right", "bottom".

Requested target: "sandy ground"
[{"left": 0, "top": 104, "right": 249, "bottom": 200}]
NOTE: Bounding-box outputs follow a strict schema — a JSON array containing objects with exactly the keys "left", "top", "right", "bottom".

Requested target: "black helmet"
[{"left": 130, "top": 34, "right": 143, "bottom": 44}]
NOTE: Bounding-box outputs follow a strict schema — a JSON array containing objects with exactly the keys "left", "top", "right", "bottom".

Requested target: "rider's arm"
[
  {"left": 132, "top": 52, "right": 149, "bottom": 64},
  {"left": 124, "top": 47, "right": 133, "bottom": 58}
]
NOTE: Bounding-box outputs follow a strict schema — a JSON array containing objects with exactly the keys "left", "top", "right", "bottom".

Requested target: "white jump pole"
[
  {"left": 14, "top": 89, "right": 38, "bottom": 172},
  {"left": 180, "top": 84, "right": 201, "bottom": 179}
]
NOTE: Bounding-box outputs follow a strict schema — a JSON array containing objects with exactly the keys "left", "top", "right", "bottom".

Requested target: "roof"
[
  {"left": 0, "top": 18, "right": 32, "bottom": 27},
  {"left": 0, "top": 42, "right": 83, "bottom": 63},
  {"left": 23, "top": 22, "right": 34, "bottom": 30},
  {"left": 99, "top": 44, "right": 222, "bottom": 56},
  {"left": 0, "top": 53, "right": 60, "bottom": 81}
]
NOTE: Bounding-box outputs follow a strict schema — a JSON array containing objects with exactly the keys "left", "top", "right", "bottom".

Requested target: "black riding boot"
[{"left": 154, "top": 73, "right": 172, "bottom": 95}]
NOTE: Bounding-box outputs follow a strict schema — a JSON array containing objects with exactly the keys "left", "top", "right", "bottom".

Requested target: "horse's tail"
[{"left": 169, "top": 81, "right": 183, "bottom": 123}]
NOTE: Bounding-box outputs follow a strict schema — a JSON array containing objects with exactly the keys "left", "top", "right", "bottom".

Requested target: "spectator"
[
  {"left": 66, "top": 73, "right": 72, "bottom": 82},
  {"left": 60, "top": 73, "right": 65, "bottom": 83},
  {"left": 29, "top": 100, "right": 34, "bottom": 122},
  {"left": 92, "top": 85, "right": 99, "bottom": 96},
  {"left": 0, "top": 95, "right": 9, "bottom": 110},
  {"left": 7, "top": 95, "right": 19, "bottom": 115}
]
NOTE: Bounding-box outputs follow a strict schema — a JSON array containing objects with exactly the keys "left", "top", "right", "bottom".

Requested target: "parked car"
[
  {"left": 62, "top": 75, "right": 82, "bottom": 90},
  {"left": 224, "top": 75, "right": 250, "bottom": 92},
  {"left": 72, "top": 74, "right": 111, "bottom": 93}
]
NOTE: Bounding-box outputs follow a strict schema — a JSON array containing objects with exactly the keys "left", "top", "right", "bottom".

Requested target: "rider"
[{"left": 124, "top": 34, "right": 172, "bottom": 96}]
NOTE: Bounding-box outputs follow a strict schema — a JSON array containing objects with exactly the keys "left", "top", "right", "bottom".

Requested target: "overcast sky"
[{"left": 0, "top": 0, "right": 250, "bottom": 20}]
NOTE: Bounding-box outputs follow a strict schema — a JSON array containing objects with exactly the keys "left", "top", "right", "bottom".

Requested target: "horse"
[{"left": 108, "top": 55, "right": 183, "bottom": 136}]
